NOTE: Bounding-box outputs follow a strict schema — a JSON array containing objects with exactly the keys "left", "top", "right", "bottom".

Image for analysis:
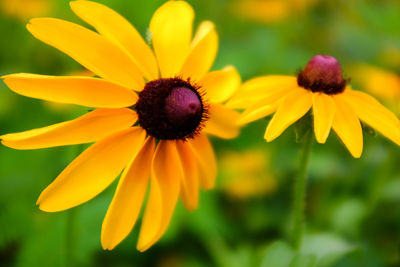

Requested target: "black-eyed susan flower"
[
  {"left": 230, "top": 0, "right": 316, "bottom": 24},
  {"left": 230, "top": 55, "right": 400, "bottom": 158},
  {"left": 351, "top": 64, "right": 400, "bottom": 112},
  {"left": 219, "top": 148, "right": 276, "bottom": 199},
  {"left": 1, "top": 0, "right": 241, "bottom": 251},
  {"left": 1, "top": 0, "right": 52, "bottom": 20}
]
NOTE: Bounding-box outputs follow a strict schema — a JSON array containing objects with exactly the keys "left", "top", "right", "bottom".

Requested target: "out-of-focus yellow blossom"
[
  {"left": 1, "top": 0, "right": 52, "bottom": 20},
  {"left": 220, "top": 149, "right": 276, "bottom": 199},
  {"left": 350, "top": 64, "right": 400, "bottom": 113},
  {"left": 379, "top": 46, "right": 400, "bottom": 69},
  {"left": 230, "top": 0, "right": 316, "bottom": 24}
]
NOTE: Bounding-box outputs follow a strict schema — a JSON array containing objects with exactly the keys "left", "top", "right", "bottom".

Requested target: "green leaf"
[
  {"left": 260, "top": 241, "right": 294, "bottom": 267},
  {"left": 301, "top": 233, "right": 357, "bottom": 267},
  {"left": 289, "top": 254, "right": 317, "bottom": 267}
]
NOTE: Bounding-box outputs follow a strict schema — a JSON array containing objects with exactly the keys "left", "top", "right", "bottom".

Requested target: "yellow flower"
[
  {"left": 230, "top": 55, "right": 400, "bottom": 158},
  {"left": 1, "top": 0, "right": 52, "bottom": 20},
  {"left": 1, "top": 0, "right": 241, "bottom": 251},
  {"left": 219, "top": 149, "right": 276, "bottom": 199},
  {"left": 230, "top": 0, "right": 316, "bottom": 24},
  {"left": 350, "top": 64, "right": 400, "bottom": 113}
]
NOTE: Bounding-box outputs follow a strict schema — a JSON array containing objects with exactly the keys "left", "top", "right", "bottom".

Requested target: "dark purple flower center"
[
  {"left": 135, "top": 78, "right": 207, "bottom": 140},
  {"left": 297, "top": 55, "right": 347, "bottom": 94}
]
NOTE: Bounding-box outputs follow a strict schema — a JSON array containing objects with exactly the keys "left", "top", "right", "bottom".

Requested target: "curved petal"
[
  {"left": 70, "top": 0, "right": 158, "bottom": 80},
  {"left": 201, "top": 66, "right": 241, "bottom": 103},
  {"left": 180, "top": 21, "right": 218, "bottom": 81},
  {"left": 37, "top": 127, "right": 146, "bottom": 212},
  {"left": 265, "top": 88, "right": 312, "bottom": 142},
  {"left": 203, "top": 104, "right": 240, "bottom": 139},
  {"left": 1, "top": 108, "right": 137, "bottom": 150},
  {"left": 150, "top": 1, "right": 194, "bottom": 78},
  {"left": 188, "top": 134, "right": 217, "bottom": 190},
  {"left": 137, "top": 140, "right": 182, "bottom": 252},
  {"left": 332, "top": 95, "right": 363, "bottom": 158},
  {"left": 176, "top": 141, "right": 199, "bottom": 211},
  {"left": 226, "top": 75, "right": 297, "bottom": 109},
  {"left": 237, "top": 95, "right": 284, "bottom": 125},
  {"left": 2, "top": 74, "right": 137, "bottom": 108},
  {"left": 27, "top": 18, "right": 144, "bottom": 90},
  {"left": 312, "top": 93, "right": 336, "bottom": 143},
  {"left": 101, "top": 137, "right": 155, "bottom": 250},
  {"left": 344, "top": 90, "right": 400, "bottom": 145}
]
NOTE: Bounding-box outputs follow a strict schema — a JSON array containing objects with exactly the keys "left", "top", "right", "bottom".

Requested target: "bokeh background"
[{"left": 1, "top": 0, "right": 400, "bottom": 266}]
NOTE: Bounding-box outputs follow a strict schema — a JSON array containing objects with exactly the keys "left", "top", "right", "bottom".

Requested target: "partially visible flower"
[
  {"left": 230, "top": 55, "right": 400, "bottom": 158},
  {"left": 350, "top": 64, "right": 400, "bottom": 113},
  {"left": 219, "top": 149, "right": 276, "bottom": 199},
  {"left": 1, "top": 0, "right": 52, "bottom": 20},
  {"left": 1, "top": 0, "right": 241, "bottom": 251},
  {"left": 230, "top": 0, "right": 316, "bottom": 24}
]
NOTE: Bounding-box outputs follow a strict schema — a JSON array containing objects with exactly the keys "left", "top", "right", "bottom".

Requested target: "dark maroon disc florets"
[
  {"left": 135, "top": 78, "right": 208, "bottom": 140},
  {"left": 297, "top": 55, "right": 347, "bottom": 95}
]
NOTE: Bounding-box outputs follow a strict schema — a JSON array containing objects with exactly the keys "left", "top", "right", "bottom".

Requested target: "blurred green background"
[{"left": 1, "top": 0, "right": 400, "bottom": 266}]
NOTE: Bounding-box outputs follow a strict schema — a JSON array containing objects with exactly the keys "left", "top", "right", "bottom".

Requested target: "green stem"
[{"left": 291, "top": 131, "right": 313, "bottom": 250}]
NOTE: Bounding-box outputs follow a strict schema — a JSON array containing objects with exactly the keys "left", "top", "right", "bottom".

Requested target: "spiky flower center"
[
  {"left": 135, "top": 78, "right": 207, "bottom": 140},
  {"left": 297, "top": 55, "right": 347, "bottom": 95}
]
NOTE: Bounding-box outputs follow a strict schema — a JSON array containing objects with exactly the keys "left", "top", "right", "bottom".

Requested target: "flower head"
[
  {"left": 1, "top": 0, "right": 241, "bottom": 251},
  {"left": 231, "top": 54, "right": 400, "bottom": 158}
]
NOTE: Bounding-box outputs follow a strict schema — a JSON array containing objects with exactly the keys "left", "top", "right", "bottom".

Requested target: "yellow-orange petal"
[
  {"left": 180, "top": 21, "right": 218, "bottom": 82},
  {"left": 201, "top": 66, "right": 241, "bottom": 103},
  {"left": 226, "top": 75, "right": 297, "bottom": 109},
  {"left": 312, "top": 93, "right": 336, "bottom": 143},
  {"left": 137, "top": 140, "right": 182, "bottom": 252},
  {"left": 150, "top": 1, "right": 194, "bottom": 78},
  {"left": 101, "top": 137, "right": 155, "bottom": 250},
  {"left": 70, "top": 0, "right": 158, "bottom": 81},
  {"left": 188, "top": 134, "right": 217, "bottom": 190},
  {"left": 1, "top": 108, "right": 137, "bottom": 150},
  {"left": 1, "top": 74, "right": 137, "bottom": 108},
  {"left": 27, "top": 18, "right": 144, "bottom": 90},
  {"left": 37, "top": 127, "right": 146, "bottom": 212},
  {"left": 203, "top": 103, "right": 240, "bottom": 139},
  {"left": 176, "top": 140, "right": 199, "bottom": 211},
  {"left": 237, "top": 94, "right": 284, "bottom": 125},
  {"left": 332, "top": 95, "right": 363, "bottom": 158},
  {"left": 265, "top": 88, "right": 312, "bottom": 142},
  {"left": 344, "top": 89, "right": 400, "bottom": 145}
]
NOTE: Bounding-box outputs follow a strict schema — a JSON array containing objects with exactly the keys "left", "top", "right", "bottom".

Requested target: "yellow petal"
[
  {"left": 188, "top": 134, "right": 217, "bottom": 190},
  {"left": 70, "top": 0, "right": 158, "bottom": 81},
  {"left": 201, "top": 66, "right": 241, "bottom": 103},
  {"left": 27, "top": 18, "right": 144, "bottom": 90},
  {"left": 203, "top": 103, "right": 240, "bottom": 139},
  {"left": 137, "top": 140, "right": 182, "bottom": 252},
  {"left": 2, "top": 74, "right": 137, "bottom": 108},
  {"left": 237, "top": 95, "right": 284, "bottom": 125},
  {"left": 312, "top": 93, "right": 336, "bottom": 143},
  {"left": 150, "top": 1, "right": 194, "bottom": 78},
  {"left": 226, "top": 75, "right": 297, "bottom": 109},
  {"left": 332, "top": 95, "right": 363, "bottom": 158},
  {"left": 1, "top": 108, "right": 137, "bottom": 150},
  {"left": 101, "top": 137, "right": 155, "bottom": 250},
  {"left": 265, "top": 88, "right": 312, "bottom": 141},
  {"left": 180, "top": 21, "right": 218, "bottom": 81},
  {"left": 176, "top": 141, "right": 199, "bottom": 211},
  {"left": 37, "top": 127, "right": 146, "bottom": 212},
  {"left": 344, "top": 90, "right": 400, "bottom": 145}
]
